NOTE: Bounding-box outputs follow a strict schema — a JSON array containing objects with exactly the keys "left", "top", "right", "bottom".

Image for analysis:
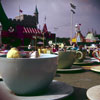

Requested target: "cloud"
[
  {"left": 1, "top": 0, "right": 100, "bottom": 37},
  {"left": 89, "top": 0, "right": 100, "bottom": 8},
  {"left": 78, "top": 0, "right": 100, "bottom": 9}
]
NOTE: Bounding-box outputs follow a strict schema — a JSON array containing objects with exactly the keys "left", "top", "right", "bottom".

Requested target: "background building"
[{"left": 0, "top": 2, "right": 55, "bottom": 47}]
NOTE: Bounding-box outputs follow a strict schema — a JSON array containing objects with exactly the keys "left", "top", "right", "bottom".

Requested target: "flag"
[
  {"left": 70, "top": 3, "right": 76, "bottom": 9},
  {"left": 19, "top": 9, "right": 23, "bottom": 13},
  {"left": 71, "top": 9, "right": 75, "bottom": 14}
]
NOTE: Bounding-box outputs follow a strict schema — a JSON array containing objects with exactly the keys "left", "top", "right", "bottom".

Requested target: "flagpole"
[
  {"left": 70, "top": 0, "right": 76, "bottom": 44},
  {"left": 70, "top": 0, "right": 72, "bottom": 40},
  {"left": 70, "top": 0, "right": 73, "bottom": 45},
  {"left": 19, "top": 5, "right": 20, "bottom": 19}
]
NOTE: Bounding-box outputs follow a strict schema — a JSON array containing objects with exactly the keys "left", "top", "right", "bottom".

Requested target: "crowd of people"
[
  {"left": 0, "top": 42, "right": 100, "bottom": 59},
  {"left": 48, "top": 43, "right": 100, "bottom": 59}
]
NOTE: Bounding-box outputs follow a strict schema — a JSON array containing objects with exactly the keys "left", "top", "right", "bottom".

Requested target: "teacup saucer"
[
  {"left": 73, "top": 60, "right": 94, "bottom": 65},
  {"left": 87, "top": 85, "right": 100, "bottom": 100},
  {"left": 0, "top": 80, "right": 74, "bottom": 100},
  {"left": 91, "top": 66, "right": 100, "bottom": 72},
  {"left": 57, "top": 65, "right": 83, "bottom": 72}
]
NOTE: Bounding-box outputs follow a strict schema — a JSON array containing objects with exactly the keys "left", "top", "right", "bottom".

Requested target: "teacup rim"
[{"left": 0, "top": 54, "right": 58, "bottom": 60}]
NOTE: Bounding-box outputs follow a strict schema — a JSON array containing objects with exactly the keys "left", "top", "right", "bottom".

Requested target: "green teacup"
[{"left": 58, "top": 50, "right": 76, "bottom": 69}]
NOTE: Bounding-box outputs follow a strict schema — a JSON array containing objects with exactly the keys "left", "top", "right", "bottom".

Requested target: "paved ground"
[{"left": 55, "top": 66, "right": 100, "bottom": 100}]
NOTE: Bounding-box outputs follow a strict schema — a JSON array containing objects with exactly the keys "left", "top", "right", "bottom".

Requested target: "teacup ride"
[
  {"left": 57, "top": 50, "right": 83, "bottom": 72},
  {"left": 0, "top": 52, "right": 74, "bottom": 100},
  {"left": 88, "top": 50, "right": 100, "bottom": 72},
  {"left": 86, "top": 51, "right": 100, "bottom": 100},
  {"left": 73, "top": 50, "right": 94, "bottom": 66},
  {"left": 81, "top": 50, "right": 100, "bottom": 69},
  {"left": 92, "top": 50, "right": 100, "bottom": 62}
]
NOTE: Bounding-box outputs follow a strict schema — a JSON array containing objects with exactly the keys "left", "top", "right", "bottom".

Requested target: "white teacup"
[{"left": 0, "top": 54, "right": 58, "bottom": 95}]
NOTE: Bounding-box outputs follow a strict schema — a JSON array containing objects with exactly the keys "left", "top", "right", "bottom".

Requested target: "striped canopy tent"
[
  {"left": 85, "top": 32, "right": 97, "bottom": 42},
  {"left": 22, "top": 27, "right": 43, "bottom": 39},
  {"left": 72, "top": 32, "right": 85, "bottom": 43},
  {"left": 23, "top": 27, "right": 41, "bottom": 34}
]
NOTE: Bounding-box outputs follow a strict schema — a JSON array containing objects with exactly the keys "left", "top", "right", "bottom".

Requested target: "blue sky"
[{"left": 1, "top": 0, "right": 100, "bottom": 38}]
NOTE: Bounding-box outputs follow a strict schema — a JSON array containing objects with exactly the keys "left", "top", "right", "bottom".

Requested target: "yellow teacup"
[
  {"left": 38, "top": 48, "right": 47, "bottom": 54},
  {"left": 42, "top": 49, "right": 47, "bottom": 54},
  {"left": 38, "top": 49, "right": 41, "bottom": 55}
]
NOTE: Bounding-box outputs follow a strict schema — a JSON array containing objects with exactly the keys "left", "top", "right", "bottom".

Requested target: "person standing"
[{"left": 28, "top": 44, "right": 32, "bottom": 51}]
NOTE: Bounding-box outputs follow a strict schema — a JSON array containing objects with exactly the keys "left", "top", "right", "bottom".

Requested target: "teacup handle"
[{"left": 76, "top": 51, "right": 83, "bottom": 60}]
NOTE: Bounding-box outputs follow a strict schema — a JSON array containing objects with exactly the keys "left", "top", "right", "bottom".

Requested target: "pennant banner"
[
  {"left": 71, "top": 9, "right": 75, "bottom": 14},
  {"left": 70, "top": 3, "right": 76, "bottom": 9}
]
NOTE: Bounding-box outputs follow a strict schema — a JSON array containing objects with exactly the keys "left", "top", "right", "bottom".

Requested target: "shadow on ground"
[{"left": 59, "top": 86, "right": 88, "bottom": 100}]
